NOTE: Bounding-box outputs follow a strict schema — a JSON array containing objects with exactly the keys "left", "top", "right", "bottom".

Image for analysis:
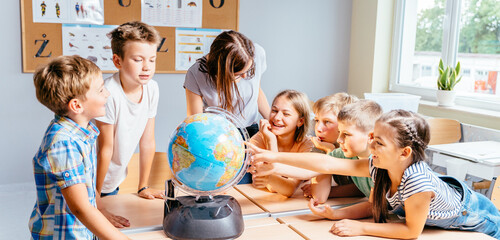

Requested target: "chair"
[
  {"left": 119, "top": 152, "right": 173, "bottom": 194},
  {"left": 487, "top": 176, "right": 500, "bottom": 211},
  {"left": 427, "top": 118, "right": 462, "bottom": 145}
]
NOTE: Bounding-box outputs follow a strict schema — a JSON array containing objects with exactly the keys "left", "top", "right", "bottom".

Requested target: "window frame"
[{"left": 389, "top": 0, "right": 500, "bottom": 112}]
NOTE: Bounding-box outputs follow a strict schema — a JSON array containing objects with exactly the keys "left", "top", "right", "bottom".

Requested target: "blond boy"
[
  {"left": 311, "top": 100, "right": 383, "bottom": 203},
  {"left": 95, "top": 21, "right": 162, "bottom": 227},
  {"left": 29, "top": 55, "right": 128, "bottom": 239}
]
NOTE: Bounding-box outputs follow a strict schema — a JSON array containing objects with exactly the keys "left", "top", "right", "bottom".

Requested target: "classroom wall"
[{"left": 0, "top": 0, "right": 352, "bottom": 185}]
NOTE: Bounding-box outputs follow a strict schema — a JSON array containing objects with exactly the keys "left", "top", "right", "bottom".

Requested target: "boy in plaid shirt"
[{"left": 29, "top": 55, "right": 129, "bottom": 240}]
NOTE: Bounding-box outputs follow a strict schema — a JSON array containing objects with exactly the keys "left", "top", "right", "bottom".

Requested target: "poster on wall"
[
  {"left": 142, "top": 0, "right": 202, "bottom": 27},
  {"left": 32, "top": 0, "right": 104, "bottom": 24},
  {"left": 62, "top": 24, "right": 117, "bottom": 71},
  {"left": 175, "top": 28, "right": 222, "bottom": 71}
]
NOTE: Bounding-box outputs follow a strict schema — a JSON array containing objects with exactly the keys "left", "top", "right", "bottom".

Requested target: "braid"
[{"left": 403, "top": 122, "right": 427, "bottom": 148}]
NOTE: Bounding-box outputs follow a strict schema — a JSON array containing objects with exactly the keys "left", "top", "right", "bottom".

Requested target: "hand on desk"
[
  {"left": 330, "top": 219, "right": 363, "bottom": 237},
  {"left": 99, "top": 208, "right": 130, "bottom": 228},
  {"left": 308, "top": 198, "right": 335, "bottom": 219},
  {"left": 252, "top": 175, "right": 269, "bottom": 189},
  {"left": 301, "top": 183, "right": 312, "bottom": 198},
  {"left": 138, "top": 187, "right": 165, "bottom": 200}
]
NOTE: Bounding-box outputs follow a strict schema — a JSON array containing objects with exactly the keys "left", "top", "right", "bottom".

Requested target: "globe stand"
[{"left": 163, "top": 181, "right": 244, "bottom": 240}]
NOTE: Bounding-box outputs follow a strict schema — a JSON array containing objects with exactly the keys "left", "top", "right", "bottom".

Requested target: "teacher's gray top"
[{"left": 184, "top": 43, "right": 267, "bottom": 127}]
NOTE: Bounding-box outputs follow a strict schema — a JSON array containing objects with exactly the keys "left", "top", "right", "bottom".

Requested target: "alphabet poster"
[
  {"left": 62, "top": 24, "right": 117, "bottom": 71},
  {"left": 33, "top": 0, "right": 104, "bottom": 24}
]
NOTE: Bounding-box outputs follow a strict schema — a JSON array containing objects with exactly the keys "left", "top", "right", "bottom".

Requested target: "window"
[{"left": 390, "top": 0, "right": 500, "bottom": 111}]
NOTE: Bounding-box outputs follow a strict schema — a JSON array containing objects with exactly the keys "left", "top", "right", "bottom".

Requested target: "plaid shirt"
[{"left": 29, "top": 116, "right": 99, "bottom": 240}]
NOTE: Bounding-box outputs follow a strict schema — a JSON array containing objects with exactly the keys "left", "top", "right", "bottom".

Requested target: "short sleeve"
[
  {"left": 255, "top": 44, "right": 267, "bottom": 74},
  {"left": 297, "top": 137, "right": 314, "bottom": 152},
  {"left": 95, "top": 94, "right": 116, "bottom": 124},
  {"left": 184, "top": 64, "right": 203, "bottom": 96},
  {"left": 47, "top": 141, "right": 86, "bottom": 189},
  {"left": 249, "top": 132, "right": 266, "bottom": 149},
  {"left": 400, "top": 171, "right": 436, "bottom": 202},
  {"left": 148, "top": 80, "right": 160, "bottom": 118}
]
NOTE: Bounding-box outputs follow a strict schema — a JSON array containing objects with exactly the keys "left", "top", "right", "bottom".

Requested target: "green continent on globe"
[
  {"left": 171, "top": 136, "right": 196, "bottom": 174},
  {"left": 213, "top": 136, "right": 244, "bottom": 187}
]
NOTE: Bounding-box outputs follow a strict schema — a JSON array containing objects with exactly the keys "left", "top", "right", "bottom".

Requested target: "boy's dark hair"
[
  {"left": 109, "top": 21, "right": 161, "bottom": 58},
  {"left": 34, "top": 55, "right": 101, "bottom": 116}
]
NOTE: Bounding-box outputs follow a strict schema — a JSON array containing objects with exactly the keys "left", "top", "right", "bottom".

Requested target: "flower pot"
[{"left": 436, "top": 90, "right": 456, "bottom": 107}]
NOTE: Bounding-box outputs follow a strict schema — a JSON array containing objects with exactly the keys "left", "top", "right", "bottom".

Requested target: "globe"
[{"left": 167, "top": 107, "right": 248, "bottom": 196}]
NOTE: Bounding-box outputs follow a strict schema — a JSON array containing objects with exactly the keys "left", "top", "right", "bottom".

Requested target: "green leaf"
[{"left": 455, "top": 61, "right": 461, "bottom": 75}]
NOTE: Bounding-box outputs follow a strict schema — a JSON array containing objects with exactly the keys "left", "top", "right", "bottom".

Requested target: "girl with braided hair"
[{"left": 247, "top": 109, "right": 500, "bottom": 239}]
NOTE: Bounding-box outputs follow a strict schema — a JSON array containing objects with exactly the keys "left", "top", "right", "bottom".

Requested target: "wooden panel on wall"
[{"left": 21, "top": 0, "right": 239, "bottom": 73}]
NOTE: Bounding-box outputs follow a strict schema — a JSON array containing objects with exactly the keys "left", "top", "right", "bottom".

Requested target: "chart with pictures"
[
  {"left": 33, "top": 0, "right": 104, "bottom": 24},
  {"left": 175, "top": 28, "right": 222, "bottom": 70},
  {"left": 62, "top": 24, "right": 117, "bottom": 71},
  {"left": 142, "top": 0, "right": 202, "bottom": 27}
]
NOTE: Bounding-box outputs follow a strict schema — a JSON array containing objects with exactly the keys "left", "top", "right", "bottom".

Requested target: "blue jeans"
[
  {"left": 392, "top": 176, "right": 500, "bottom": 239},
  {"left": 100, "top": 187, "right": 119, "bottom": 197}
]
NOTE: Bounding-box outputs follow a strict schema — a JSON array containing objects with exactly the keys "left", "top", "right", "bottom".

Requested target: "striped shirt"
[
  {"left": 369, "top": 158, "right": 462, "bottom": 220},
  {"left": 29, "top": 116, "right": 98, "bottom": 239}
]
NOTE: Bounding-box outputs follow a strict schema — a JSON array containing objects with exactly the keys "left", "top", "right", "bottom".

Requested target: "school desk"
[
  {"left": 126, "top": 217, "right": 304, "bottom": 240},
  {"left": 428, "top": 141, "right": 500, "bottom": 181},
  {"left": 98, "top": 187, "right": 267, "bottom": 232},
  {"left": 234, "top": 184, "right": 366, "bottom": 217},
  {"left": 277, "top": 214, "right": 496, "bottom": 240}
]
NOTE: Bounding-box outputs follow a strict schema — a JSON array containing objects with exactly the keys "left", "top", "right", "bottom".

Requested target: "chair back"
[
  {"left": 427, "top": 118, "right": 462, "bottom": 145},
  {"left": 488, "top": 177, "right": 500, "bottom": 211},
  {"left": 119, "top": 152, "right": 173, "bottom": 194}
]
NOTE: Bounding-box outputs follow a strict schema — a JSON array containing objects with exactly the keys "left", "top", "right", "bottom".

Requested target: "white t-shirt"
[
  {"left": 95, "top": 73, "right": 159, "bottom": 193},
  {"left": 183, "top": 43, "right": 267, "bottom": 127}
]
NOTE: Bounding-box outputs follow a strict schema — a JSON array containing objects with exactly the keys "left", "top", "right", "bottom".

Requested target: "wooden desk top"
[
  {"left": 127, "top": 217, "right": 303, "bottom": 240},
  {"left": 235, "top": 184, "right": 366, "bottom": 215},
  {"left": 277, "top": 214, "right": 495, "bottom": 240},
  {"left": 99, "top": 187, "right": 266, "bottom": 230}
]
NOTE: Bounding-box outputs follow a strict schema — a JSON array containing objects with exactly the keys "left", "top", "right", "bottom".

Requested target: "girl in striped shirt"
[{"left": 247, "top": 110, "right": 500, "bottom": 239}]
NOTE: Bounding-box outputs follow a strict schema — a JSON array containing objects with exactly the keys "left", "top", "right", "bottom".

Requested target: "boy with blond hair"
[
  {"left": 29, "top": 55, "right": 128, "bottom": 239},
  {"left": 311, "top": 99, "right": 383, "bottom": 203},
  {"left": 95, "top": 21, "right": 162, "bottom": 227}
]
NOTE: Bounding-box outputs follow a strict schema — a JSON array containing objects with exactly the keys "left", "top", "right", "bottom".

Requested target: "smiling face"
[
  {"left": 269, "top": 95, "right": 304, "bottom": 137},
  {"left": 369, "top": 121, "right": 406, "bottom": 170},
  {"left": 314, "top": 109, "right": 339, "bottom": 144},
  {"left": 114, "top": 41, "right": 157, "bottom": 87},
  {"left": 336, "top": 121, "right": 372, "bottom": 158}
]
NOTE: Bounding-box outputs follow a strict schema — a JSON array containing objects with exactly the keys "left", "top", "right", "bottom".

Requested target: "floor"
[{"left": 0, "top": 182, "right": 36, "bottom": 239}]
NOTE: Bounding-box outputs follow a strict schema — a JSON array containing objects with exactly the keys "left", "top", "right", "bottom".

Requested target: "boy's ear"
[
  {"left": 112, "top": 54, "right": 122, "bottom": 69},
  {"left": 67, "top": 98, "right": 83, "bottom": 114}
]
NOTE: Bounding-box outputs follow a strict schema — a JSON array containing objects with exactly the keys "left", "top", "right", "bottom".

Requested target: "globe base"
[{"left": 163, "top": 195, "right": 244, "bottom": 240}]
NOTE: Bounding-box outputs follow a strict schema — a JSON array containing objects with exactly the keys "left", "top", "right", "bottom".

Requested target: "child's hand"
[
  {"left": 138, "top": 187, "right": 165, "bottom": 200},
  {"left": 245, "top": 142, "right": 278, "bottom": 163},
  {"left": 252, "top": 175, "right": 269, "bottom": 189},
  {"left": 310, "top": 136, "right": 335, "bottom": 153},
  {"left": 248, "top": 161, "right": 276, "bottom": 176},
  {"left": 259, "top": 119, "right": 276, "bottom": 146},
  {"left": 301, "top": 183, "right": 312, "bottom": 198},
  {"left": 330, "top": 219, "right": 363, "bottom": 237},
  {"left": 308, "top": 198, "right": 335, "bottom": 219},
  {"left": 99, "top": 208, "right": 130, "bottom": 228}
]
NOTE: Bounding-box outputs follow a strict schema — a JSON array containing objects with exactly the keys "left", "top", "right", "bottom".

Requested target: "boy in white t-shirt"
[{"left": 95, "top": 21, "right": 163, "bottom": 228}]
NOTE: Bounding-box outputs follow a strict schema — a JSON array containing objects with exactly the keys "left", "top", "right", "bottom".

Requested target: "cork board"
[{"left": 21, "top": 0, "right": 239, "bottom": 73}]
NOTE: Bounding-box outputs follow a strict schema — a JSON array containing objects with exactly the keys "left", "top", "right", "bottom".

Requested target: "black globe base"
[{"left": 163, "top": 195, "right": 244, "bottom": 240}]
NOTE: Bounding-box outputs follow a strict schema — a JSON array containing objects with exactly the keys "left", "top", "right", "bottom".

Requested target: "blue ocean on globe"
[{"left": 168, "top": 112, "right": 246, "bottom": 193}]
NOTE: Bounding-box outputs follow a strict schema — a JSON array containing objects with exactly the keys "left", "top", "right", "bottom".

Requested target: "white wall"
[{"left": 0, "top": 0, "right": 352, "bottom": 185}]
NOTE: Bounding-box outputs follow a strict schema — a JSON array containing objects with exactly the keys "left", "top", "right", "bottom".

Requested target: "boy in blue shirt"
[{"left": 29, "top": 55, "right": 129, "bottom": 240}]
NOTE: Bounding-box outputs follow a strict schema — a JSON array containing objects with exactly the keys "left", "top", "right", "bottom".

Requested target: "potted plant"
[{"left": 436, "top": 59, "right": 462, "bottom": 107}]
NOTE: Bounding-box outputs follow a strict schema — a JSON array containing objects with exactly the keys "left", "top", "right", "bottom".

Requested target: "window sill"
[{"left": 418, "top": 100, "right": 500, "bottom": 130}]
